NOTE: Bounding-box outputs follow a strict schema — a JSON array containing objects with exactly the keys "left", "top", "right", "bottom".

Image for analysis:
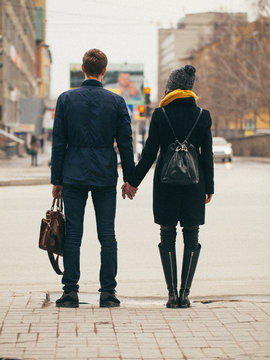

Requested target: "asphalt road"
[{"left": 0, "top": 158, "right": 269, "bottom": 299}]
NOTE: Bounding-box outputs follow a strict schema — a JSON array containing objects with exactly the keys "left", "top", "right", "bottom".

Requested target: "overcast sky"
[{"left": 47, "top": 0, "right": 256, "bottom": 101}]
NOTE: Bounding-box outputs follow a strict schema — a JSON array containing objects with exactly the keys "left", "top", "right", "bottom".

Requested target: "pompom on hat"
[{"left": 166, "top": 65, "right": 196, "bottom": 91}]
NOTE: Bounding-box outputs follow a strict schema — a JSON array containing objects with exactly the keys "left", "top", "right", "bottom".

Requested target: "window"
[{"left": 245, "top": 119, "right": 256, "bottom": 130}]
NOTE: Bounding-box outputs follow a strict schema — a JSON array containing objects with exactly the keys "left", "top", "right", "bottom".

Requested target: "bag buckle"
[{"left": 176, "top": 143, "right": 188, "bottom": 152}]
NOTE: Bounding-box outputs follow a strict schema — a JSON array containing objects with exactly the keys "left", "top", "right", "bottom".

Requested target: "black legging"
[{"left": 160, "top": 225, "right": 199, "bottom": 252}]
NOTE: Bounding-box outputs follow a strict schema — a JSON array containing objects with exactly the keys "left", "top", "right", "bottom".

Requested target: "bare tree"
[{"left": 192, "top": 2, "right": 270, "bottom": 136}]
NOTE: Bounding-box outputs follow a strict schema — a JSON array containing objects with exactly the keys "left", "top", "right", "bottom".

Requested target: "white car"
[{"left": 212, "top": 137, "right": 233, "bottom": 162}]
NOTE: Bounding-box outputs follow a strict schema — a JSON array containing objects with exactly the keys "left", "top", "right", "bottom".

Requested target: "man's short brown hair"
[{"left": 82, "top": 49, "right": 108, "bottom": 77}]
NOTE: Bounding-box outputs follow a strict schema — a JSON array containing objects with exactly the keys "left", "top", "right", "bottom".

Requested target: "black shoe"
[
  {"left": 99, "top": 291, "right": 120, "bottom": 308},
  {"left": 179, "top": 289, "right": 191, "bottom": 308},
  {"left": 56, "top": 291, "right": 79, "bottom": 308},
  {"left": 166, "top": 294, "right": 179, "bottom": 308}
]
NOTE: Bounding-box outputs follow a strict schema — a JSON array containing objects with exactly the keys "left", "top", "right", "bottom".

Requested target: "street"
[
  {"left": 0, "top": 157, "right": 270, "bottom": 360},
  {"left": 0, "top": 158, "right": 269, "bottom": 299}
]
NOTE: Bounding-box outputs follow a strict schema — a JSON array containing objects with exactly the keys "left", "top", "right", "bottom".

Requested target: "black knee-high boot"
[
  {"left": 158, "top": 243, "right": 179, "bottom": 308},
  {"left": 179, "top": 244, "right": 201, "bottom": 308}
]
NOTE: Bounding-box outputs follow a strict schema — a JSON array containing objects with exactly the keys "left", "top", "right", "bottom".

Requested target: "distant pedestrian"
[
  {"left": 30, "top": 135, "right": 40, "bottom": 166},
  {"left": 51, "top": 49, "right": 135, "bottom": 308},
  {"left": 39, "top": 134, "right": 44, "bottom": 153},
  {"left": 122, "top": 65, "right": 214, "bottom": 308}
]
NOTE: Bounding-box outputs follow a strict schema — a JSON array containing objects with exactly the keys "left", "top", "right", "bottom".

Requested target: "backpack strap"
[
  {"left": 185, "top": 108, "right": 202, "bottom": 142},
  {"left": 162, "top": 107, "right": 202, "bottom": 143},
  {"left": 161, "top": 107, "right": 179, "bottom": 142}
]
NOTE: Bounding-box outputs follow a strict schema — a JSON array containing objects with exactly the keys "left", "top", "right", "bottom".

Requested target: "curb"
[
  {"left": 0, "top": 177, "right": 50, "bottom": 186},
  {"left": 47, "top": 291, "right": 270, "bottom": 307}
]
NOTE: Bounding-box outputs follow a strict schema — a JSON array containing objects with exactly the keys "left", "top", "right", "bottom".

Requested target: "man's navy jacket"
[{"left": 51, "top": 79, "right": 135, "bottom": 187}]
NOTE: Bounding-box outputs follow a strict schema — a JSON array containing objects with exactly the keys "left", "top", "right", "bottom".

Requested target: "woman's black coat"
[{"left": 129, "top": 97, "right": 214, "bottom": 227}]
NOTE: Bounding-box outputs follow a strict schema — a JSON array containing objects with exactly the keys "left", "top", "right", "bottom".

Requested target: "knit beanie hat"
[{"left": 166, "top": 65, "right": 196, "bottom": 91}]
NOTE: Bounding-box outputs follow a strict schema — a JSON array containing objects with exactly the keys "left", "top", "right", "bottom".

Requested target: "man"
[{"left": 51, "top": 49, "right": 136, "bottom": 308}]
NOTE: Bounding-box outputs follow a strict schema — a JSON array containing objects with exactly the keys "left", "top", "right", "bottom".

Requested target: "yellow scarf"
[{"left": 159, "top": 89, "right": 198, "bottom": 107}]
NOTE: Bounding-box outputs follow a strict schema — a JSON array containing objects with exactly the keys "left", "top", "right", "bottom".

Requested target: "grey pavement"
[
  {"left": 0, "top": 291, "right": 270, "bottom": 359},
  {"left": 0, "top": 154, "right": 270, "bottom": 359},
  {"left": 0, "top": 145, "right": 51, "bottom": 186}
]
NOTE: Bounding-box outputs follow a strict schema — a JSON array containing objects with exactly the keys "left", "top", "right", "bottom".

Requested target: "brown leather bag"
[{"left": 39, "top": 198, "right": 65, "bottom": 275}]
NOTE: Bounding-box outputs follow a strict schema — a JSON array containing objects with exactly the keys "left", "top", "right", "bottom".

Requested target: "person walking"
[
  {"left": 51, "top": 49, "right": 135, "bottom": 308},
  {"left": 123, "top": 65, "right": 214, "bottom": 308},
  {"left": 30, "top": 135, "right": 40, "bottom": 166}
]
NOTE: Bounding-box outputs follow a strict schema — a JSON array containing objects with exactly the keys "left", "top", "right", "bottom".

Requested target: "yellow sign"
[
  {"left": 245, "top": 130, "right": 255, "bottom": 136},
  {"left": 108, "top": 88, "right": 121, "bottom": 95},
  {"left": 13, "top": 124, "right": 35, "bottom": 133}
]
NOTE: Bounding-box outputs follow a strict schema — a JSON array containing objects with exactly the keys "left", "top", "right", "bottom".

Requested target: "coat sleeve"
[
  {"left": 116, "top": 97, "right": 135, "bottom": 183},
  {"left": 51, "top": 95, "right": 68, "bottom": 185},
  {"left": 129, "top": 109, "right": 160, "bottom": 187},
  {"left": 200, "top": 111, "right": 214, "bottom": 194}
]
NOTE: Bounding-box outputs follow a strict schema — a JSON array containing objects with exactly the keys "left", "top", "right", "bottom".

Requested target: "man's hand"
[
  {"left": 205, "top": 194, "right": 213, "bottom": 204},
  {"left": 121, "top": 182, "right": 138, "bottom": 200},
  {"left": 52, "top": 185, "right": 63, "bottom": 199}
]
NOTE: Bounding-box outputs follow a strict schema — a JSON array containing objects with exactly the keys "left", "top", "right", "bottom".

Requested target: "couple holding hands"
[{"left": 51, "top": 49, "right": 214, "bottom": 309}]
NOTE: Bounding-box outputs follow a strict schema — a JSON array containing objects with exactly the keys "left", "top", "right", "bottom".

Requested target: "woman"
[{"left": 123, "top": 65, "right": 214, "bottom": 308}]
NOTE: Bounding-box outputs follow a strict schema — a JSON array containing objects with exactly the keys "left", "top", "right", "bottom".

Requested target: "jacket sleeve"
[
  {"left": 129, "top": 109, "right": 160, "bottom": 187},
  {"left": 200, "top": 111, "right": 214, "bottom": 194},
  {"left": 51, "top": 95, "right": 67, "bottom": 185},
  {"left": 116, "top": 97, "right": 135, "bottom": 183}
]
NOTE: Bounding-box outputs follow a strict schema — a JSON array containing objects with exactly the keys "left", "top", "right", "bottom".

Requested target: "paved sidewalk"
[
  {"left": 0, "top": 291, "right": 270, "bottom": 360},
  {"left": 0, "top": 146, "right": 51, "bottom": 186}
]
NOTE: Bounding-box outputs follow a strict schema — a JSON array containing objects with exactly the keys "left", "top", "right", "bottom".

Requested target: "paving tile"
[{"left": 1, "top": 291, "right": 270, "bottom": 360}]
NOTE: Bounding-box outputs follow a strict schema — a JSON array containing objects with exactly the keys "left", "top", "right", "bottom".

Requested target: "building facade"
[
  {"left": 35, "top": 0, "right": 51, "bottom": 99},
  {"left": 158, "top": 12, "right": 247, "bottom": 101},
  {"left": 0, "top": 0, "right": 37, "bottom": 130}
]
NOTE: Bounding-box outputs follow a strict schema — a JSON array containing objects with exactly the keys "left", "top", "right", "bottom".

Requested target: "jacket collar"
[{"left": 81, "top": 79, "right": 103, "bottom": 87}]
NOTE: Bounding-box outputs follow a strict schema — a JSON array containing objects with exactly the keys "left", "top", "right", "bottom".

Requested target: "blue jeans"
[{"left": 62, "top": 183, "right": 117, "bottom": 293}]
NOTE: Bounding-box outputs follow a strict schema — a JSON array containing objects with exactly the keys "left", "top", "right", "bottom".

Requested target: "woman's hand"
[
  {"left": 121, "top": 182, "right": 138, "bottom": 200},
  {"left": 205, "top": 194, "right": 213, "bottom": 204}
]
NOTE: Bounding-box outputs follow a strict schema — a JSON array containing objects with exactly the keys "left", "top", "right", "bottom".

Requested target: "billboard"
[
  {"left": 70, "top": 64, "right": 84, "bottom": 88},
  {"left": 103, "top": 64, "right": 144, "bottom": 106},
  {"left": 69, "top": 63, "right": 144, "bottom": 106}
]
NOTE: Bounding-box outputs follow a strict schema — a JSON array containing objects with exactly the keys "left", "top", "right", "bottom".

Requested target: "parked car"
[{"left": 212, "top": 137, "right": 233, "bottom": 162}]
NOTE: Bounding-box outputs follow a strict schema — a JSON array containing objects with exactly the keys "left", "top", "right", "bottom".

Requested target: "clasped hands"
[{"left": 121, "top": 182, "right": 138, "bottom": 200}]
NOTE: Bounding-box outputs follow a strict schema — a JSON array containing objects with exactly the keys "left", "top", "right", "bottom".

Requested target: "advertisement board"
[
  {"left": 70, "top": 63, "right": 144, "bottom": 105},
  {"left": 103, "top": 64, "right": 144, "bottom": 106}
]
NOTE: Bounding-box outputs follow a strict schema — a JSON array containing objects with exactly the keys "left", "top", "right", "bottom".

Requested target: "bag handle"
[
  {"left": 162, "top": 107, "right": 202, "bottom": 143},
  {"left": 45, "top": 231, "right": 63, "bottom": 275},
  {"left": 51, "top": 197, "right": 63, "bottom": 212},
  {"left": 47, "top": 251, "right": 63, "bottom": 275}
]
